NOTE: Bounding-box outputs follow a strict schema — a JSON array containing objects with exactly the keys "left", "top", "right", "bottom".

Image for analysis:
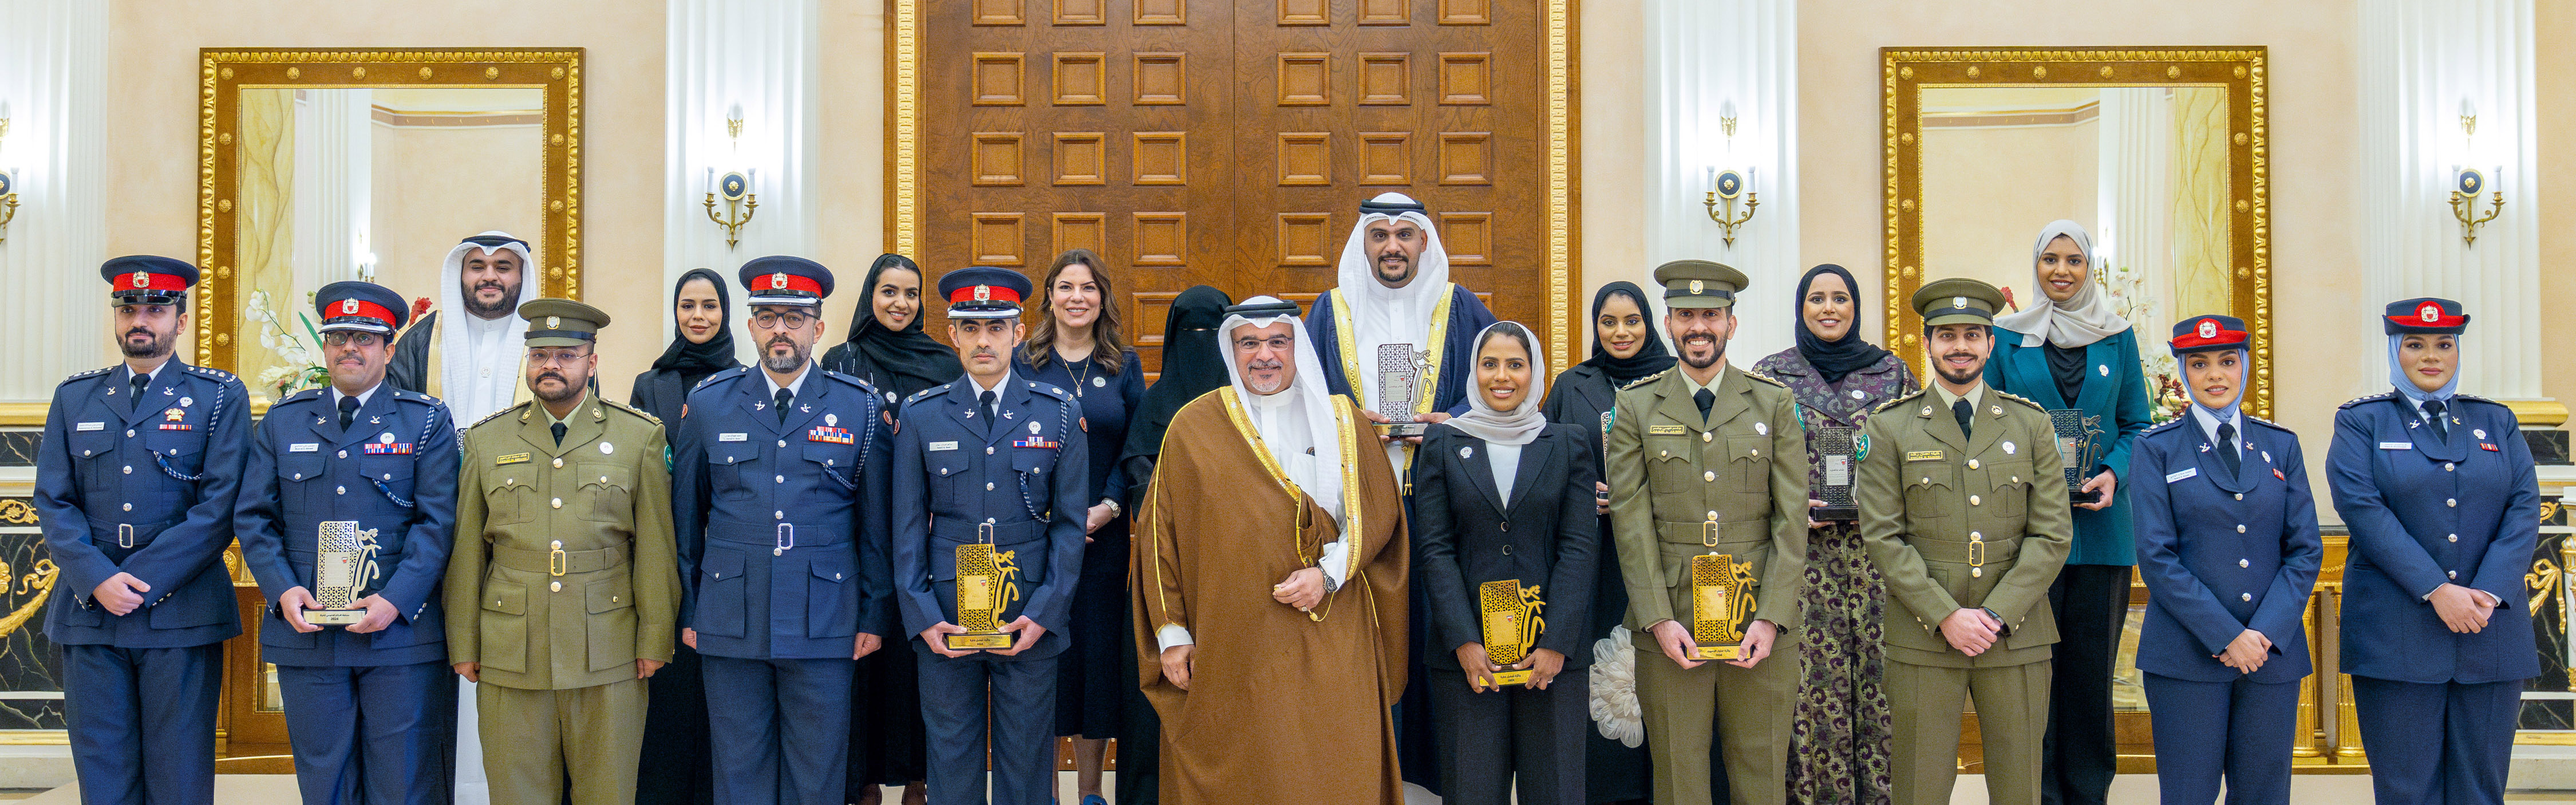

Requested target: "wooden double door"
[{"left": 912, "top": 0, "right": 1558, "bottom": 376}]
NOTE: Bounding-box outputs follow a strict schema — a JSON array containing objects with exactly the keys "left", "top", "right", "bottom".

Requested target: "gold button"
[
  {"left": 553, "top": 458, "right": 563, "bottom": 468},
  {"left": 551, "top": 498, "right": 563, "bottom": 508},
  {"left": 551, "top": 540, "right": 562, "bottom": 548},
  {"left": 601, "top": 476, "right": 610, "bottom": 484},
  {"left": 1661, "top": 450, "right": 1670, "bottom": 457},
  {"left": 613, "top": 596, "right": 619, "bottom": 603},
  {"left": 1750, "top": 448, "right": 1759, "bottom": 457},
  {"left": 1920, "top": 477, "right": 1930, "bottom": 484},
  {"left": 2239, "top": 559, "right": 2249, "bottom": 568},
  {"left": 1970, "top": 532, "right": 1981, "bottom": 539},
  {"left": 1702, "top": 432, "right": 1713, "bottom": 443},
  {"left": 2445, "top": 463, "right": 2455, "bottom": 471},
  {"left": 1969, "top": 495, "right": 1981, "bottom": 506},
  {"left": 550, "top": 581, "right": 563, "bottom": 593},
  {"left": 2241, "top": 593, "right": 2252, "bottom": 602},
  {"left": 1703, "top": 471, "right": 1716, "bottom": 482},
  {"left": 1967, "top": 459, "right": 1980, "bottom": 469},
  {"left": 987, "top": 482, "right": 997, "bottom": 491},
  {"left": 121, "top": 465, "right": 131, "bottom": 475}
]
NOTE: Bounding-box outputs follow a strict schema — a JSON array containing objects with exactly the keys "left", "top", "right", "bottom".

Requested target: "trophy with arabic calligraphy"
[
  {"left": 1376, "top": 344, "right": 1432, "bottom": 437},
  {"left": 1686, "top": 513, "right": 1759, "bottom": 661},
  {"left": 948, "top": 540, "right": 1022, "bottom": 650},
  {"left": 304, "top": 520, "right": 382, "bottom": 626},
  {"left": 1480, "top": 579, "right": 1548, "bottom": 686}
]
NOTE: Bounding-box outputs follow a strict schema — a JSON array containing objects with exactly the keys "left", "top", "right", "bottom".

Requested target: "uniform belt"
[
  {"left": 1908, "top": 534, "right": 2024, "bottom": 566},
  {"left": 930, "top": 518, "right": 1048, "bottom": 546},
  {"left": 92, "top": 518, "right": 178, "bottom": 551},
  {"left": 1652, "top": 519, "right": 1770, "bottom": 547},
  {"left": 705, "top": 516, "right": 852, "bottom": 550},
  {"left": 492, "top": 544, "right": 626, "bottom": 575}
]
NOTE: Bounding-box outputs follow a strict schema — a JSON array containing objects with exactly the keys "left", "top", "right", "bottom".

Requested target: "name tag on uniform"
[
  {"left": 929, "top": 441, "right": 959, "bottom": 452},
  {"left": 1905, "top": 450, "right": 1945, "bottom": 462},
  {"left": 2165, "top": 467, "right": 2198, "bottom": 483},
  {"left": 289, "top": 443, "right": 320, "bottom": 452},
  {"left": 1647, "top": 425, "right": 1689, "bottom": 436},
  {"left": 495, "top": 452, "right": 531, "bottom": 465},
  {"left": 718, "top": 432, "right": 748, "bottom": 442},
  {"left": 2379, "top": 441, "right": 2413, "bottom": 450},
  {"left": 76, "top": 421, "right": 105, "bottom": 432}
]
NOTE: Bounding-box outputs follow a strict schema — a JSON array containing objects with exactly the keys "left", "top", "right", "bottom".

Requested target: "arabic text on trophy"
[
  {"left": 1479, "top": 579, "right": 1547, "bottom": 686},
  {"left": 305, "top": 520, "right": 381, "bottom": 626},
  {"left": 1375, "top": 343, "right": 1432, "bottom": 437},
  {"left": 948, "top": 540, "right": 1020, "bottom": 650}
]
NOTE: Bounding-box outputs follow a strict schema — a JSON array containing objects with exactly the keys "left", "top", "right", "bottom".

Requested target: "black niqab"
[
  {"left": 1791, "top": 264, "right": 1893, "bottom": 384},
  {"left": 1576, "top": 281, "right": 1677, "bottom": 385},
  {"left": 1117, "top": 286, "right": 1235, "bottom": 477},
  {"left": 649, "top": 267, "right": 741, "bottom": 388}
]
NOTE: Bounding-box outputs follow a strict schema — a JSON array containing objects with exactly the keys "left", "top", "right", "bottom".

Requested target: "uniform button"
[
  {"left": 1703, "top": 471, "right": 1716, "bottom": 482},
  {"left": 551, "top": 498, "right": 562, "bottom": 508},
  {"left": 987, "top": 447, "right": 997, "bottom": 455},
  {"left": 2237, "top": 524, "right": 2246, "bottom": 534},
  {"left": 554, "top": 458, "right": 564, "bottom": 468},
  {"left": 293, "top": 473, "right": 303, "bottom": 480},
  {"left": 773, "top": 547, "right": 785, "bottom": 556},
  {"left": 122, "top": 503, "right": 132, "bottom": 511},
  {"left": 1701, "top": 432, "right": 1713, "bottom": 443},
  {"left": 613, "top": 595, "right": 620, "bottom": 603},
  {"left": 2012, "top": 476, "right": 2021, "bottom": 484},
  {"left": 1969, "top": 495, "right": 1981, "bottom": 506},
  {"left": 776, "top": 475, "right": 785, "bottom": 483},
  {"left": 336, "top": 486, "right": 346, "bottom": 495},
  {"left": 600, "top": 476, "right": 609, "bottom": 484},
  {"left": 551, "top": 540, "right": 563, "bottom": 549},
  {"left": 775, "top": 511, "right": 784, "bottom": 519},
  {"left": 382, "top": 473, "right": 392, "bottom": 481},
  {"left": 121, "top": 465, "right": 131, "bottom": 475},
  {"left": 1970, "top": 531, "right": 1981, "bottom": 539},
  {"left": 2239, "top": 559, "right": 2250, "bottom": 568},
  {"left": 1707, "top": 511, "right": 1718, "bottom": 519},
  {"left": 1500, "top": 522, "right": 1511, "bottom": 531},
  {"left": 2445, "top": 463, "right": 2456, "bottom": 472},
  {"left": 82, "top": 450, "right": 91, "bottom": 456},
  {"left": 551, "top": 581, "right": 563, "bottom": 592},
  {"left": 2448, "top": 570, "right": 2459, "bottom": 579},
  {"left": 2241, "top": 593, "right": 2253, "bottom": 602},
  {"left": 337, "top": 450, "right": 347, "bottom": 459},
  {"left": 833, "top": 574, "right": 841, "bottom": 581},
  {"left": 777, "top": 440, "right": 787, "bottom": 448},
  {"left": 2449, "top": 534, "right": 2459, "bottom": 542},
  {"left": 1920, "top": 477, "right": 1930, "bottom": 485},
  {"left": 1661, "top": 451, "right": 1670, "bottom": 457},
  {"left": 1968, "top": 459, "right": 1981, "bottom": 469},
  {"left": 2233, "top": 493, "right": 2243, "bottom": 500},
  {"left": 2447, "top": 498, "right": 2458, "bottom": 507},
  {"left": 1501, "top": 544, "right": 1514, "bottom": 555},
  {"left": 939, "top": 468, "right": 949, "bottom": 475},
  {"left": 987, "top": 482, "right": 997, "bottom": 491},
  {"left": 125, "top": 429, "right": 135, "bottom": 437}
]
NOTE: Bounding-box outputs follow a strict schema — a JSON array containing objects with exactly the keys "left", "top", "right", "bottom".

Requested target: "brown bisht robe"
[{"left": 1131, "top": 387, "right": 1408, "bottom": 804}]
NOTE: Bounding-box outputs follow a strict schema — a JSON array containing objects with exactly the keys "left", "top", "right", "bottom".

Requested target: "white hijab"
[
  {"left": 1992, "top": 220, "right": 2131, "bottom": 349},
  {"left": 1442, "top": 322, "right": 1548, "bottom": 447},
  {"left": 1220, "top": 297, "right": 1346, "bottom": 528},
  {"left": 1334, "top": 192, "right": 1453, "bottom": 405},
  {"left": 436, "top": 231, "right": 539, "bottom": 421}
]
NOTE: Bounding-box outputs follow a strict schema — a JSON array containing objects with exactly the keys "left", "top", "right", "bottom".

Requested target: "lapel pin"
[
  {"left": 1851, "top": 389, "right": 1866, "bottom": 400},
  {"left": 180, "top": 396, "right": 193, "bottom": 407},
  {"left": 2002, "top": 441, "right": 2015, "bottom": 454},
  {"left": 1755, "top": 422, "right": 1768, "bottom": 436},
  {"left": 2097, "top": 365, "right": 2109, "bottom": 377},
  {"left": 1990, "top": 405, "right": 2002, "bottom": 416},
  {"left": 1029, "top": 421, "right": 1042, "bottom": 434},
  {"left": 164, "top": 387, "right": 175, "bottom": 396},
  {"left": 754, "top": 401, "right": 766, "bottom": 411},
  {"left": 801, "top": 404, "right": 811, "bottom": 412},
  {"left": 1460, "top": 445, "right": 1474, "bottom": 459},
  {"left": 2474, "top": 428, "right": 2487, "bottom": 439},
  {"left": 826, "top": 413, "right": 838, "bottom": 427},
  {"left": 600, "top": 441, "right": 615, "bottom": 455},
  {"left": 2198, "top": 443, "right": 2210, "bottom": 453},
  {"left": 369, "top": 416, "right": 382, "bottom": 424}
]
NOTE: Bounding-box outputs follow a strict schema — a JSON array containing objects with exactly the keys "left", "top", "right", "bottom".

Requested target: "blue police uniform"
[
  {"left": 673, "top": 256, "right": 895, "bottom": 805},
  {"left": 233, "top": 281, "right": 460, "bottom": 804},
  {"left": 891, "top": 267, "right": 1089, "bottom": 805},
  {"left": 35, "top": 256, "right": 248, "bottom": 805},
  {"left": 2326, "top": 298, "right": 2539, "bottom": 805},
  {"left": 2126, "top": 314, "right": 2321, "bottom": 805}
]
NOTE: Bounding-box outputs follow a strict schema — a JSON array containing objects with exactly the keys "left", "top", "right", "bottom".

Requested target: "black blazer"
[{"left": 1413, "top": 422, "right": 1601, "bottom": 670}]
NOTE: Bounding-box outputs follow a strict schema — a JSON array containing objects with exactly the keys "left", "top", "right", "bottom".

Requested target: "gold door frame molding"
[
  {"left": 884, "top": 3, "right": 1582, "bottom": 369},
  {"left": 198, "top": 48, "right": 585, "bottom": 373},
  {"left": 1882, "top": 46, "right": 2271, "bottom": 418}
]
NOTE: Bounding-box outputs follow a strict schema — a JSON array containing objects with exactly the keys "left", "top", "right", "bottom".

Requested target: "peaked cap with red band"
[
  {"left": 314, "top": 280, "right": 409, "bottom": 334},
  {"left": 2168, "top": 313, "right": 2250, "bottom": 356},
  {"left": 2383, "top": 297, "right": 2470, "bottom": 336},
  {"left": 739, "top": 255, "right": 834, "bottom": 307},
  {"left": 938, "top": 266, "right": 1030, "bottom": 319},
  {"left": 99, "top": 255, "right": 198, "bottom": 304}
]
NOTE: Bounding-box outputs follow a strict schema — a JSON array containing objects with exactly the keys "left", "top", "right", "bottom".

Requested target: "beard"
[
  {"left": 119, "top": 325, "right": 176, "bottom": 359},
  {"left": 1676, "top": 333, "right": 1724, "bottom": 370},
  {"left": 1243, "top": 360, "right": 1289, "bottom": 394},
  {"left": 531, "top": 370, "right": 583, "bottom": 404},
  {"left": 762, "top": 336, "right": 811, "bottom": 373},
  {"left": 1372, "top": 253, "right": 1415, "bottom": 286},
  {"left": 462, "top": 279, "right": 520, "bottom": 319},
  {"left": 1934, "top": 352, "right": 1982, "bottom": 386}
]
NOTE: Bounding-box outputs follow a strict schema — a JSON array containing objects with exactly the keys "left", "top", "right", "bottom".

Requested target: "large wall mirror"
[
  {"left": 200, "top": 49, "right": 583, "bottom": 396},
  {"left": 1883, "top": 48, "right": 2272, "bottom": 417}
]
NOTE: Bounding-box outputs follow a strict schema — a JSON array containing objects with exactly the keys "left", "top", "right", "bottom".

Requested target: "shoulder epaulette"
[
  {"left": 183, "top": 365, "right": 237, "bottom": 383},
  {"left": 1993, "top": 390, "right": 2046, "bottom": 412},
  {"left": 1872, "top": 387, "right": 1933, "bottom": 414},
  {"left": 286, "top": 388, "right": 329, "bottom": 405},
  {"left": 471, "top": 401, "right": 531, "bottom": 429},
  {"left": 1029, "top": 381, "right": 1074, "bottom": 401},
  {"left": 2142, "top": 417, "right": 2188, "bottom": 436},
  {"left": 1618, "top": 368, "right": 1672, "bottom": 392},
  {"left": 596, "top": 397, "right": 661, "bottom": 425},
  {"left": 60, "top": 366, "right": 114, "bottom": 385},
  {"left": 2245, "top": 413, "right": 2291, "bottom": 434},
  {"left": 906, "top": 382, "right": 951, "bottom": 407},
  {"left": 2339, "top": 391, "right": 2395, "bottom": 410},
  {"left": 692, "top": 366, "right": 749, "bottom": 392},
  {"left": 1741, "top": 369, "right": 1788, "bottom": 389},
  {"left": 2453, "top": 393, "right": 2507, "bottom": 409}
]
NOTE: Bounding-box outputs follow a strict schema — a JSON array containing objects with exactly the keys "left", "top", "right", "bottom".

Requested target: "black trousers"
[
  {"left": 637, "top": 641, "right": 715, "bottom": 805},
  {"left": 2040, "top": 564, "right": 2131, "bottom": 805},
  {"left": 1428, "top": 666, "right": 1590, "bottom": 805}
]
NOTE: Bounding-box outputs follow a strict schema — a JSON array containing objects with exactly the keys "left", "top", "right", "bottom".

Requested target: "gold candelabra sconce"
[
  {"left": 0, "top": 117, "right": 18, "bottom": 246},
  {"left": 1702, "top": 166, "right": 1758, "bottom": 248},
  {"left": 703, "top": 109, "right": 757, "bottom": 250},
  {"left": 2451, "top": 165, "right": 2503, "bottom": 248}
]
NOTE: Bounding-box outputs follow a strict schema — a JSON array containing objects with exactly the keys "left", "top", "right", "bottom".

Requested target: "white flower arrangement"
[
  {"left": 1589, "top": 624, "right": 1644, "bottom": 747},
  {"left": 247, "top": 290, "right": 330, "bottom": 399}
]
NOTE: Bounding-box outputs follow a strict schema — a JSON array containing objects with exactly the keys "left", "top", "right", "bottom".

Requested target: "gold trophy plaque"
[
  {"left": 306, "top": 520, "right": 381, "bottom": 626},
  {"left": 1686, "top": 550, "right": 1757, "bottom": 662},
  {"left": 947, "top": 540, "right": 1020, "bottom": 650},
  {"left": 1479, "top": 579, "right": 1547, "bottom": 686}
]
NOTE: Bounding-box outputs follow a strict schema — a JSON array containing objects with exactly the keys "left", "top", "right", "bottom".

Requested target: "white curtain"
[
  {"left": 0, "top": 1, "right": 105, "bottom": 399},
  {"left": 666, "top": 0, "right": 819, "bottom": 365},
  {"left": 1643, "top": 0, "right": 1800, "bottom": 362}
]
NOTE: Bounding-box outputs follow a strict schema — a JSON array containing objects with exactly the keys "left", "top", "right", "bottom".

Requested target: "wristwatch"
[
  {"left": 1319, "top": 567, "right": 1341, "bottom": 594},
  {"left": 1981, "top": 607, "right": 2010, "bottom": 636},
  {"left": 1099, "top": 498, "right": 1121, "bottom": 517}
]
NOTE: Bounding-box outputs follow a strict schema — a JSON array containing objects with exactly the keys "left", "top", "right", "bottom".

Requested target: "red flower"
[{"left": 411, "top": 297, "right": 434, "bottom": 320}]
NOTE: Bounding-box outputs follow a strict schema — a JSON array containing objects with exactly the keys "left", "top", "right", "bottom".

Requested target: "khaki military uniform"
[
  {"left": 445, "top": 395, "right": 679, "bottom": 805},
  {"left": 1855, "top": 386, "right": 2072, "bottom": 805},
  {"left": 1606, "top": 364, "right": 1808, "bottom": 805}
]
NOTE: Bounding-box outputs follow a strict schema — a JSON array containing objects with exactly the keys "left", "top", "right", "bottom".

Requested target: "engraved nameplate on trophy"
[
  {"left": 1686, "top": 512, "right": 1757, "bottom": 661},
  {"left": 1812, "top": 426, "right": 1860, "bottom": 521},
  {"left": 305, "top": 520, "right": 380, "bottom": 626},
  {"left": 949, "top": 540, "right": 1018, "bottom": 650},
  {"left": 2048, "top": 408, "right": 2105, "bottom": 504},
  {"left": 1376, "top": 343, "right": 1431, "bottom": 437},
  {"left": 1479, "top": 579, "right": 1546, "bottom": 686}
]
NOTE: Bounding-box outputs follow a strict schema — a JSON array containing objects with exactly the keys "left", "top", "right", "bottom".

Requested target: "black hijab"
[
  {"left": 836, "top": 254, "right": 963, "bottom": 398},
  {"left": 649, "top": 268, "right": 741, "bottom": 387},
  {"left": 1576, "top": 281, "right": 1677, "bottom": 385},
  {"left": 1791, "top": 264, "right": 1891, "bottom": 384},
  {"left": 1119, "top": 286, "right": 1235, "bottom": 475}
]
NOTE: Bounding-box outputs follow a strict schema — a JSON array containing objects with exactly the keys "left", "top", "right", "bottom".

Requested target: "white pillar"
[
  {"left": 2096, "top": 87, "right": 2171, "bottom": 326},
  {"left": 290, "top": 89, "right": 372, "bottom": 291},
  {"left": 667, "top": 0, "right": 819, "bottom": 363},
  {"left": 2359, "top": 0, "right": 2541, "bottom": 401},
  {"left": 1643, "top": 0, "right": 1799, "bottom": 363},
  {"left": 0, "top": 1, "right": 106, "bottom": 400}
]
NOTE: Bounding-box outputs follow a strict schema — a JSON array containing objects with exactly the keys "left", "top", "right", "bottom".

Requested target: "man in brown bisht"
[{"left": 1131, "top": 295, "right": 1409, "bottom": 804}]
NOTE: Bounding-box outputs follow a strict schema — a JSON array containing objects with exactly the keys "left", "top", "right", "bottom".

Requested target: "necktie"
[
  {"left": 1693, "top": 388, "right": 1715, "bottom": 423},
  {"left": 1952, "top": 399, "right": 1974, "bottom": 440},
  {"left": 980, "top": 390, "right": 999, "bottom": 424},
  {"left": 550, "top": 422, "right": 567, "bottom": 446},
  {"left": 775, "top": 387, "right": 794, "bottom": 424},
  {"left": 130, "top": 372, "right": 149, "bottom": 408},
  {"left": 337, "top": 394, "right": 360, "bottom": 431},
  {"left": 2423, "top": 399, "right": 2450, "bottom": 443},
  {"left": 2216, "top": 421, "right": 2242, "bottom": 479}
]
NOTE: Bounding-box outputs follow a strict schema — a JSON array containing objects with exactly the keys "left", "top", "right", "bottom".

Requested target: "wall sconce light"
[
  {"left": 2449, "top": 104, "right": 2503, "bottom": 247},
  {"left": 0, "top": 117, "right": 18, "bottom": 245},
  {"left": 702, "top": 108, "right": 757, "bottom": 250},
  {"left": 1702, "top": 165, "right": 1758, "bottom": 248}
]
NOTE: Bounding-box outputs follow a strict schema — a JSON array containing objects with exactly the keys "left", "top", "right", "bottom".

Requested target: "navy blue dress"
[{"left": 1015, "top": 350, "right": 1146, "bottom": 739}]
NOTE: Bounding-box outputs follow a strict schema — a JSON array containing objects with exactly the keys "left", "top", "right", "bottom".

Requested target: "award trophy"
[
  {"left": 305, "top": 520, "right": 381, "bottom": 626},
  {"left": 1811, "top": 426, "right": 1860, "bottom": 521},
  {"left": 2047, "top": 409, "right": 2105, "bottom": 504},
  {"left": 1686, "top": 514, "right": 1758, "bottom": 661},
  {"left": 947, "top": 539, "right": 1020, "bottom": 650},
  {"left": 1375, "top": 344, "right": 1431, "bottom": 437},
  {"left": 1479, "top": 579, "right": 1547, "bottom": 686}
]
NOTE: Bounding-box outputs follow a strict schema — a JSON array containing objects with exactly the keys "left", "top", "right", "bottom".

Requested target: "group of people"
[{"left": 31, "top": 192, "right": 2538, "bottom": 805}]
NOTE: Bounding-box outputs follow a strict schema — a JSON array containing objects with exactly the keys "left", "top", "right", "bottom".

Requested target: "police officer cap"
[
  {"left": 2168, "top": 314, "right": 2249, "bottom": 356},
  {"left": 2383, "top": 297, "right": 2470, "bottom": 336},
  {"left": 1913, "top": 277, "right": 2008, "bottom": 328},
  {"left": 314, "top": 281, "right": 410, "bottom": 334},
  {"left": 939, "top": 266, "right": 1032, "bottom": 320},
  {"left": 100, "top": 255, "right": 199, "bottom": 305},
  {"left": 519, "top": 298, "right": 612, "bottom": 348},
  {"left": 1652, "top": 259, "right": 1748, "bottom": 309},
  {"left": 740, "top": 255, "right": 833, "bottom": 307}
]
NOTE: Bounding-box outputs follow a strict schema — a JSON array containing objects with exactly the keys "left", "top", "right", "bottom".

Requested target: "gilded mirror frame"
[
  {"left": 1883, "top": 47, "right": 2271, "bottom": 417},
  {"left": 197, "top": 48, "right": 585, "bottom": 374}
]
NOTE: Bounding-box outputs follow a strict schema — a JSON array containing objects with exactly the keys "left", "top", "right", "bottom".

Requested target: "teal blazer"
[{"left": 1984, "top": 326, "right": 2151, "bottom": 566}]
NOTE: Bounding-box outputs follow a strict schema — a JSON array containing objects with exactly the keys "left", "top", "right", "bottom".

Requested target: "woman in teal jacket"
[{"left": 1981, "top": 219, "right": 2151, "bottom": 805}]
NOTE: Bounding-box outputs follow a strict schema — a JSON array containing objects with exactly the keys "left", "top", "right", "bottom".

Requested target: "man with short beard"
[
  {"left": 1303, "top": 192, "right": 1498, "bottom": 469},
  {"left": 1603, "top": 260, "right": 1806, "bottom": 805},
  {"left": 37, "top": 256, "right": 251, "bottom": 804},
  {"left": 444, "top": 298, "right": 678, "bottom": 805},
  {"left": 1855, "top": 278, "right": 2072, "bottom": 805},
  {"left": 674, "top": 257, "right": 895, "bottom": 805},
  {"left": 390, "top": 231, "right": 542, "bottom": 424}
]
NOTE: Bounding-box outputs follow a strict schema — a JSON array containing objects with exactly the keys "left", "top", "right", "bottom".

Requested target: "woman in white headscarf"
[
  {"left": 1410, "top": 322, "right": 1603, "bottom": 805},
  {"left": 1982, "top": 220, "right": 2153, "bottom": 805}
]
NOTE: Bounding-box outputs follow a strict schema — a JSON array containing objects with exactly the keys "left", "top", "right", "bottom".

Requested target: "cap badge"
[
  {"left": 974, "top": 285, "right": 993, "bottom": 302},
  {"left": 1689, "top": 279, "right": 1704, "bottom": 294},
  {"left": 771, "top": 272, "right": 790, "bottom": 290},
  {"left": 546, "top": 316, "right": 560, "bottom": 328},
  {"left": 2419, "top": 301, "right": 2442, "bottom": 323},
  {"left": 131, "top": 271, "right": 150, "bottom": 289},
  {"left": 2198, "top": 319, "right": 2218, "bottom": 338},
  {"left": 1951, "top": 297, "right": 1968, "bottom": 309},
  {"left": 340, "top": 299, "right": 359, "bottom": 315}
]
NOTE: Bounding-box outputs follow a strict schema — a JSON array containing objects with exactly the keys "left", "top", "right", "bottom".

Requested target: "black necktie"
[
  {"left": 337, "top": 394, "right": 359, "bottom": 431},
  {"left": 980, "top": 390, "right": 999, "bottom": 423},
  {"left": 551, "top": 422, "right": 567, "bottom": 446},
  {"left": 1953, "top": 399, "right": 1974, "bottom": 439},
  {"left": 775, "top": 387, "right": 794, "bottom": 424},
  {"left": 130, "top": 372, "right": 149, "bottom": 409},
  {"left": 2423, "top": 400, "right": 2450, "bottom": 443},
  {"left": 1693, "top": 388, "right": 1715, "bottom": 423},
  {"left": 2216, "top": 421, "right": 2242, "bottom": 478}
]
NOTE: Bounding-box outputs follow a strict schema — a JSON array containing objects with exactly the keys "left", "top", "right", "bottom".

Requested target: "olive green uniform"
[
  {"left": 1606, "top": 361, "right": 1808, "bottom": 805},
  {"left": 1856, "top": 383, "right": 2072, "bottom": 805},
  {"left": 445, "top": 388, "right": 679, "bottom": 805}
]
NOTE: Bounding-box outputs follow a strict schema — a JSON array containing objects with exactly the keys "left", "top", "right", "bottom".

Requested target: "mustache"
[
  {"left": 473, "top": 281, "right": 509, "bottom": 293},
  {"left": 124, "top": 328, "right": 155, "bottom": 339},
  {"left": 1941, "top": 351, "right": 1976, "bottom": 360},
  {"left": 536, "top": 371, "right": 566, "bottom": 384},
  {"left": 767, "top": 336, "right": 796, "bottom": 349}
]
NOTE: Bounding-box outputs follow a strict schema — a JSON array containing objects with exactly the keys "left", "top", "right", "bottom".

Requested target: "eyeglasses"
[
  {"left": 526, "top": 348, "right": 594, "bottom": 366},
  {"left": 321, "top": 332, "right": 383, "bottom": 347},
  {"left": 749, "top": 310, "right": 814, "bottom": 329},
  {"left": 1232, "top": 336, "right": 1295, "bottom": 353}
]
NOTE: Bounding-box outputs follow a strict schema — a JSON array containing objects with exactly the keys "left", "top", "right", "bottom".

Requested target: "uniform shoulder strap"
[
  {"left": 1872, "top": 388, "right": 1932, "bottom": 415},
  {"left": 598, "top": 397, "right": 661, "bottom": 426},
  {"left": 1740, "top": 368, "right": 1788, "bottom": 389},
  {"left": 472, "top": 401, "right": 531, "bottom": 429},
  {"left": 1618, "top": 368, "right": 1672, "bottom": 392},
  {"left": 2339, "top": 391, "right": 2395, "bottom": 410},
  {"left": 1992, "top": 390, "right": 2046, "bottom": 412}
]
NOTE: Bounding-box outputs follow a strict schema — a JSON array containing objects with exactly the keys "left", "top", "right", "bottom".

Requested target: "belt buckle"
[
  {"left": 775, "top": 523, "right": 795, "bottom": 556},
  {"left": 548, "top": 540, "right": 567, "bottom": 577},
  {"left": 978, "top": 522, "right": 995, "bottom": 544},
  {"left": 1701, "top": 512, "right": 1720, "bottom": 548},
  {"left": 1967, "top": 536, "right": 1986, "bottom": 567},
  {"left": 117, "top": 523, "right": 134, "bottom": 549}
]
